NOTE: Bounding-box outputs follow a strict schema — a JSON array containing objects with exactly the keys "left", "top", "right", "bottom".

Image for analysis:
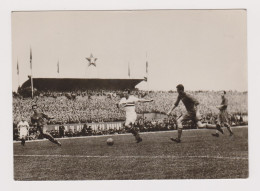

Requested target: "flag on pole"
[
  {"left": 17, "top": 60, "right": 19, "bottom": 75},
  {"left": 30, "top": 48, "right": 32, "bottom": 70},
  {"left": 128, "top": 63, "right": 130, "bottom": 77},
  {"left": 146, "top": 61, "right": 148, "bottom": 74},
  {"left": 29, "top": 47, "right": 34, "bottom": 98},
  {"left": 144, "top": 60, "right": 148, "bottom": 82},
  {"left": 57, "top": 60, "right": 59, "bottom": 73}
]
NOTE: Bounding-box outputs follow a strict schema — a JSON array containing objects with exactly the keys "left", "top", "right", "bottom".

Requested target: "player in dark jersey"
[
  {"left": 31, "top": 104, "right": 61, "bottom": 146},
  {"left": 212, "top": 91, "right": 233, "bottom": 137},
  {"left": 167, "top": 84, "right": 223, "bottom": 143}
]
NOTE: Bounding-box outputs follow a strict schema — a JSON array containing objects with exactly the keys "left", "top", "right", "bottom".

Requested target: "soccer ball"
[{"left": 107, "top": 138, "right": 114, "bottom": 146}]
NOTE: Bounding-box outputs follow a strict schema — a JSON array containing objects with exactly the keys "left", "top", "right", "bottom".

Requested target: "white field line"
[
  {"left": 13, "top": 126, "right": 248, "bottom": 144},
  {"left": 13, "top": 154, "right": 248, "bottom": 160}
]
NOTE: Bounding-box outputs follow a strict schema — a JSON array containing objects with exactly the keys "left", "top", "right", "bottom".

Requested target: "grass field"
[{"left": 13, "top": 126, "right": 248, "bottom": 180}]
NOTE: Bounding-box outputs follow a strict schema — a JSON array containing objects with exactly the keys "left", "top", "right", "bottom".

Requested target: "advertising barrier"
[{"left": 43, "top": 121, "right": 124, "bottom": 133}]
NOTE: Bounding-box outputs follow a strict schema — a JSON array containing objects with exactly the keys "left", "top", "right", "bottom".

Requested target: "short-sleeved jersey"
[
  {"left": 31, "top": 112, "right": 50, "bottom": 127},
  {"left": 119, "top": 95, "right": 139, "bottom": 113},
  {"left": 174, "top": 92, "right": 199, "bottom": 112},
  {"left": 219, "top": 97, "right": 228, "bottom": 111},
  {"left": 17, "top": 121, "right": 29, "bottom": 131}
]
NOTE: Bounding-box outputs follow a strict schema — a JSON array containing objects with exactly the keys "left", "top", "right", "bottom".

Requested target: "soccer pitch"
[{"left": 13, "top": 127, "right": 248, "bottom": 180}]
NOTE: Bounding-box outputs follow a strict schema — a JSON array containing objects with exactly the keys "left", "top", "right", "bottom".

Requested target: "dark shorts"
[
  {"left": 218, "top": 110, "right": 229, "bottom": 124},
  {"left": 181, "top": 110, "right": 201, "bottom": 123},
  {"left": 36, "top": 126, "right": 44, "bottom": 134}
]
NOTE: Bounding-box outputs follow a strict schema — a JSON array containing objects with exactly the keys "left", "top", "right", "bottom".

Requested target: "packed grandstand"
[{"left": 13, "top": 77, "right": 248, "bottom": 141}]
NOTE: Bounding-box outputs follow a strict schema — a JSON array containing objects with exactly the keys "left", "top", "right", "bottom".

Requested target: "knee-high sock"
[
  {"left": 177, "top": 129, "right": 182, "bottom": 140},
  {"left": 224, "top": 123, "right": 233, "bottom": 134},
  {"left": 131, "top": 129, "right": 141, "bottom": 140}
]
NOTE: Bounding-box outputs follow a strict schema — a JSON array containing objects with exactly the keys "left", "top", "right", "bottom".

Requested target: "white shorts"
[
  {"left": 125, "top": 112, "right": 137, "bottom": 126},
  {"left": 19, "top": 128, "right": 28, "bottom": 139}
]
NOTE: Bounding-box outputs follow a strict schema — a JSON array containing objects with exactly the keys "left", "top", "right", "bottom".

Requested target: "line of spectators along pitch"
[
  {"left": 13, "top": 114, "right": 246, "bottom": 141},
  {"left": 12, "top": 89, "right": 247, "bottom": 126}
]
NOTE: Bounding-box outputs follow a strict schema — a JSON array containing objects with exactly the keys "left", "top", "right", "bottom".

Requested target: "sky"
[{"left": 12, "top": 10, "right": 247, "bottom": 91}]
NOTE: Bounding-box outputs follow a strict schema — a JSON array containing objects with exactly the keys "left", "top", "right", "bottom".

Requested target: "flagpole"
[
  {"left": 146, "top": 52, "right": 149, "bottom": 91},
  {"left": 128, "top": 62, "right": 130, "bottom": 79},
  {"left": 30, "top": 47, "right": 34, "bottom": 99},
  {"left": 31, "top": 70, "right": 34, "bottom": 98},
  {"left": 18, "top": 75, "right": 20, "bottom": 89},
  {"left": 85, "top": 59, "right": 88, "bottom": 76},
  {"left": 57, "top": 60, "right": 59, "bottom": 76},
  {"left": 17, "top": 58, "right": 20, "bottom": 89}
]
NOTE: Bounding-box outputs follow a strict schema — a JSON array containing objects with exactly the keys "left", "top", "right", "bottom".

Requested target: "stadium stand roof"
[{"left": 21, "top": 77, "right": 144, "bottom": 91}]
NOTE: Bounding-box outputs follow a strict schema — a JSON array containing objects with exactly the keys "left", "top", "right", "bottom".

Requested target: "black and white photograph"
[{"left": 11, "top": 9, "right": 248, "bottom": 181}]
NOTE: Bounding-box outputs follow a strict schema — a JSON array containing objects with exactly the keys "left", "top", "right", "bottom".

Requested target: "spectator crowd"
[{"left": 13, "top": 89, "right": 248, "bottom": 140}]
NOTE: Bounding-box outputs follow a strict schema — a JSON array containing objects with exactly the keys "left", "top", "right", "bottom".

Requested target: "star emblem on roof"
[{"left": 86, "top": 54, "right": 97, "bottom": 67}]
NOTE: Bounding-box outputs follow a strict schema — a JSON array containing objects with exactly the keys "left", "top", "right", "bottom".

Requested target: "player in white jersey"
[
  {"left": 117, "top": 89, "right": 153, "bottom": 143},
  {"left": 17, "top": 117, "right": 30, "bottom": 146}
]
